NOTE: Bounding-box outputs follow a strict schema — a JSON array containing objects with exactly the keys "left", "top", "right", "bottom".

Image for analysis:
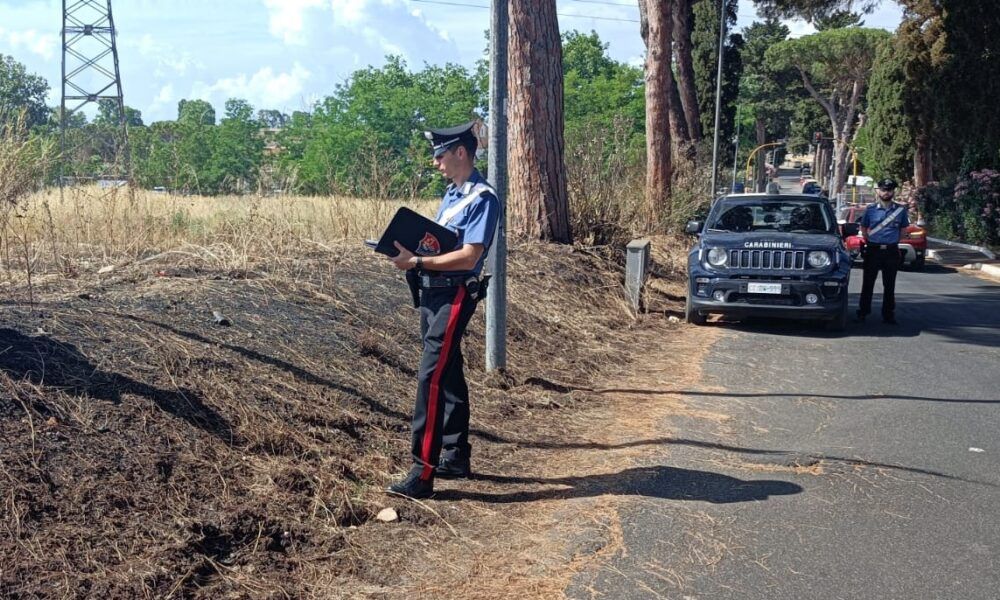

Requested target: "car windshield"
[
  {"left": 708, "top": 200, "right": 833, "bottom": 233},
  {"left": 836, "top": 206, "right": 864, "bottom": 223}
]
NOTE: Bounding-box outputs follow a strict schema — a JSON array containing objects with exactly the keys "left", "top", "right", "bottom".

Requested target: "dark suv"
[{"left": 685, "top": 194, "right": 852, "bottom": 330}]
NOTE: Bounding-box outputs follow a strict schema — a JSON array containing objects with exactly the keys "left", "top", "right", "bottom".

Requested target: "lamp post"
[
  {"left": 708, "top": 0, "right": 727, "bottom": 196},
  {"left": 850, "top": 146, "right": 865, "bottom": 205},
  {"left": 745, "top": 141, "right": 784, "bottom": 191},
  {"left": 731, "top": 115, "right": 741, "bottom": 192}
]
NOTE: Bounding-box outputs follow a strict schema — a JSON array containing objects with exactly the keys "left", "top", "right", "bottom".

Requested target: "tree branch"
[{"left": 799, "top": 67, "right": 837, "bottom": 128}]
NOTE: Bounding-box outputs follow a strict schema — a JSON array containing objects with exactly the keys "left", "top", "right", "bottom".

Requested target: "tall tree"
[
  {"left": 562, "top": 31, "right": 644, "bottom": 132},
  {"left": 766, "top": 27, "right": 889, "bottom": 193},
  {"left": 0, "top": 54, "right": 49, "bottom": 128},
  {"left": 672, "top": 0, "right": 702, "bottom": 141},
  {"left": 931, "top": 0, "right": 1000, "bottom": 176},
  {"left": 813, "top": 9, "right": 864, "bottom": 29},
  {"left": 96, "top": 98, "right": 143, "bottom": 127},
  {"left": 508, "top": 0, "right": 572, "bottom": 243},
  {"left": 692, "top": 0, "right": 743, "bottom": 162},
  {"left": 208, "top": 98, "right": 264, "bottom": 192},
  {"left": 752, "top": 0, "right": 881, "bottom": 21},
  {"left": 177, "top": 99, "right": 216, "bottom": 126},
  {"left": 858, "top": 38, "right": 913, "bottom": 182},
  {"left": 638, "top": 0, "right": 674, "bottom": 227},
  {"left": 739, "top": 19, "right": 796, "bottom": 189}
]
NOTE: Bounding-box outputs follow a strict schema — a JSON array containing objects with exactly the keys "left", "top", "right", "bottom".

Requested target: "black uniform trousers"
[
  {"left": 411, "top": 284, "right": 478, "bottom": 481},
  {"left": 858, "top": 244, "right": 900, "bottom": 319}
]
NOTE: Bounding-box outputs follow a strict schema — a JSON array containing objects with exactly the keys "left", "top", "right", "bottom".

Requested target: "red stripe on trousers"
[{"left": 420, "top": 287, "right": 467, "bottom": 480}]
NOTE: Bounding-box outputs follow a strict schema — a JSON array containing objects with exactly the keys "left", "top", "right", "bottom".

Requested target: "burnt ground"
[{"left": 0, "top": 237, "right": 697, "bottom": 599}]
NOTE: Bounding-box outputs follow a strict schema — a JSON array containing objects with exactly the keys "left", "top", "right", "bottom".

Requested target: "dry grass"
[{"left": 1, "top": 186, "right": 435, "bottom": 285}]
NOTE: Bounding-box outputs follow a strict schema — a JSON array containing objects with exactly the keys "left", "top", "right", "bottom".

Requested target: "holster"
[
  {"left": 405, "top": 269, "right": 420, "bottom": 308},
  {"left": 466, "top": 275, "right": 491, "bottom": 302}
]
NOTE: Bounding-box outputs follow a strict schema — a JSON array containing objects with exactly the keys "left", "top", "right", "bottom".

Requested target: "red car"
[{"left": 837, "top": 205, "right": 927, "bottom": 269}]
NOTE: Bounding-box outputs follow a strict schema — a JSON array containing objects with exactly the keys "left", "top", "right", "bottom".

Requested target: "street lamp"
[
  {"left": 709, "top": 0, "right": 727, "bottom": 196},
  {"left": 745, "top": 141, "right": 784, "bottom": 191},
  {"left": 850, "top": 146, "right": 865, "bottom": 205}
]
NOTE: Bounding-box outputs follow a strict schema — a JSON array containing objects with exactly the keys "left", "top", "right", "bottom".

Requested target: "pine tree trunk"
[
  {"left": 754, "top": 117, "right": 766, "bottom": 191},
  {"left": 640, "top": 0, "right": 674, "bottom": 228},
  {"left": 672, "top": 0, "right": 702, "bottom": 141},
  {"left": 669, "top": 75, "right": 691, "bottom": 148},
  {"left": 508, "top": 0, "right": 572, "bottom": 243},
  {"left": 914, "top": 133, "right": 932, "bottom": 186}
]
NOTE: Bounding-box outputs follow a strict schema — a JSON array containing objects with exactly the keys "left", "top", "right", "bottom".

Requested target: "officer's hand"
[{"left": 390, "top": 242, "right": 416, "bottom": 271}]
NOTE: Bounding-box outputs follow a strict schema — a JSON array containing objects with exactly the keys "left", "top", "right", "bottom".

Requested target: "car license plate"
[{"left": 748, "top": 283, "right": 782, "bottom": 294}]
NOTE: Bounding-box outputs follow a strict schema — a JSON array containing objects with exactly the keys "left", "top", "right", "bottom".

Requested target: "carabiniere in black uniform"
[
  {"left": 385, "top": 121, "right": 499, "bottom": 499},
  {"left": 857, "top": 178, "right": 909, "bottom": 325}
]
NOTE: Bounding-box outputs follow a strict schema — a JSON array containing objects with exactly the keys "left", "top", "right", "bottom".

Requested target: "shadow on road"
[
  {"left": 520, "top": 376, "right": 998, "bottom": 404},
  {"left": 470, "top": 426, "right": 992, "bottom": 485},
  {"left": 697, "top": 285, "right": 1000, "bottom": 347},
  {"left": 437, "top": 465, "right": 803, "bottom": 504}
]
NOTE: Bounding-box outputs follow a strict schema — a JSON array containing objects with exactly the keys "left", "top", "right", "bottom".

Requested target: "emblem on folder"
[{"left": 416, "top": 232, "right": 442, "bottom": 256}]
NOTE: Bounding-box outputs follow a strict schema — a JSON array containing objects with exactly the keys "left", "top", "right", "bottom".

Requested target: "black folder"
[{"left": 365, "top": 207, "right": 459, "bottom": 257}]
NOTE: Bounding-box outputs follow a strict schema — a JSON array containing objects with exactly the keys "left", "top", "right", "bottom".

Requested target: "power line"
[
  {"left": 408, "top": 0, "right": 640, "bottom": 23},
  {"left": 565, "top": 0, "right": 638, "bottom": 7}
]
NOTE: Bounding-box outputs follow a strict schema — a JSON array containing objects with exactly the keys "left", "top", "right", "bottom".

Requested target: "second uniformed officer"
[
  {"left": 857, "top": 178, "right": 909, "bottom": 325},
  {"left": 385, "top": 121, "right": 499, "bottom": 499}
]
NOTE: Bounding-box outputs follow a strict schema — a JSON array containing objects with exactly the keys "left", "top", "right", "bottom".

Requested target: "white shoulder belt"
[{"left": 437, "top": 182, "right": 495, "bottom": 227}]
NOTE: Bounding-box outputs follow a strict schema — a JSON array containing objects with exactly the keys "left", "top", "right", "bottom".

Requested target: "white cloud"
[
  {"left": 0, "top": 28, "right": 57, "bottom": 60},
  {"left": 126, "top": 34, "right": 202, "bottom": 77},
  {"left": 331, "top": 0, "right": 369, "bottom": 25},
  {"left": 263, "top": 0, "right": 327, "bottom": 45},
  {"left": 786, "top": 19, "right": 817, "bottom": 39},
  {"left": 155, "top": 84, "right": 174, "bottom": 104},
  {"left": 191, "top": 62, "right": 312, "bottom": 110},
  {"left": 148, "top": 83, "right": 176, "bottom": 117}
]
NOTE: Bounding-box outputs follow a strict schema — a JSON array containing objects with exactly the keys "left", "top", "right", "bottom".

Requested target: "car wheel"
[
  {"left": 685, "top": 292, "right": 706, "bottom": 326},
  {"left": 826, "top": 295, "right": 848, "bottom": 332},
  {"left": 912, "top": 256, "right": 925, "bottom": 270}
]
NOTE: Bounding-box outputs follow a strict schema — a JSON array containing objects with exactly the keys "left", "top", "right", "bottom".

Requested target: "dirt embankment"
[{"left": 1, "top": 236, "right": 702, "bottom": 598}]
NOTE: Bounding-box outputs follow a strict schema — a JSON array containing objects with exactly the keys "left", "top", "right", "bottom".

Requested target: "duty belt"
[
  {"left": 418, "top": 274, "right": 471, "bottom": 288},
  {"left": 872, "top": 243, "right": 899, "bottom": 250}
]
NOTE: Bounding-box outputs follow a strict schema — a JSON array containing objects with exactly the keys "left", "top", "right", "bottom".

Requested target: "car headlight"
[
  {"left": 807, "top": 251, "right": 831, "bottom": 268},
  {"left": 707, "top": 247, "right": 728, "bottom": 267}
]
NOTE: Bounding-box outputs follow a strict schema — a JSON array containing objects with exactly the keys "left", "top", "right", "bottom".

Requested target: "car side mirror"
[
  {"left": 685, "top": 220, "right": 703, "bottom": 235},
  {"left": 842, "top": 222, "right": 860, "bottom": 237}
]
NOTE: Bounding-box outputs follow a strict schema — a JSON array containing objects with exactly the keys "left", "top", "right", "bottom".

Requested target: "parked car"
[
  {"left": 802, "top": 180, "right": 822, "bottom": 195},
  {"left": 836, "top": 205, "right": 927, "bottom": 269},
  {"left": 685, "top": 193, "right": 852, "bottom": 330}
]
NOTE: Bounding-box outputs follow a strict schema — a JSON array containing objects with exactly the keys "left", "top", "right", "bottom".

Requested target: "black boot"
[
  {"left": 387, "top": 469, "right": 434, "bottom": 499},
  {"left": 883, "top": 314, "right": 898, "bottom": 325},
  {"left": 436, "top": 456, "right": 472, "bottom": 479},
  {"left": 855, "top": 310, "right": 866, "bottom": 323}
]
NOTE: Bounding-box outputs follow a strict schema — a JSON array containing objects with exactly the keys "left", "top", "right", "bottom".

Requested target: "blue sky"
[{"left": 0, "top": 0, "right": 903, "bottom": 124}]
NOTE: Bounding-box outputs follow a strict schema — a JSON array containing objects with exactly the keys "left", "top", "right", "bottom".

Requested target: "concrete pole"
[
  {"left": 731, "top": 109, "right": 740, "bottom": 192},
  {"left": 485, "top": 0, "right": 509, "bottom": 372}
]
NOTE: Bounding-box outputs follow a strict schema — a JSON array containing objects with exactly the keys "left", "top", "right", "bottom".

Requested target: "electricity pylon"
[{"left": 60, "top": 0, "right": 129, "bottom": 185}]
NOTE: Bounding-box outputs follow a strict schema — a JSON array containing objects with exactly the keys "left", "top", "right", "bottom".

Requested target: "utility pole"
[
  {"left": 485, "top": 0, "right": 509, "bottom": 372},
  {"left": 708, "top": 0, "right": 727, "bottom": 197},
  {"left": 60, "top": 0, "right": 129, "bottom": 185},
  {"left": 731, "top": 109, "right": 740, "bottom": 192}
]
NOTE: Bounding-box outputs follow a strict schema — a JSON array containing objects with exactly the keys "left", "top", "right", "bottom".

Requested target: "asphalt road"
[{"left": 569, "top": 227, "right": 1000, "bottom": 596}]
